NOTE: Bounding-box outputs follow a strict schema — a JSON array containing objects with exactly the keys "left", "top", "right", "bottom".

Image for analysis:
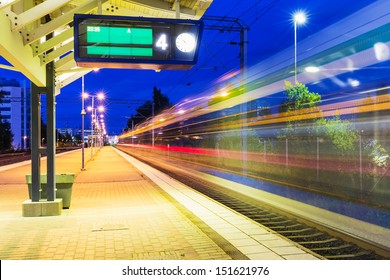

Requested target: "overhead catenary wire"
[{"left": 166, "top": 1, "right": 280, "bottom": 99}]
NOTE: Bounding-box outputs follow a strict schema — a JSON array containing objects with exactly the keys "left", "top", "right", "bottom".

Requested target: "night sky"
[{"left": 0, "top": 0, "right": 378, "bottom": 135}]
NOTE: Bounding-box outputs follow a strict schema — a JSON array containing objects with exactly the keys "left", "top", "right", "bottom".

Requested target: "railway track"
[
  {"left": 0, "top": 152, "right": 31, "bottom": 166},
  {"left": 118, "top": 147, "right": 388, "bottom": 260},
  {"left": 0, "top": 148, "right": 79, "bottom": 167}
]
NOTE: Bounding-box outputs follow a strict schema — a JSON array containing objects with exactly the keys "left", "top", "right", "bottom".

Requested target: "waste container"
[{"left": 26, "top": 173, "right": 75, "bottom": 208}]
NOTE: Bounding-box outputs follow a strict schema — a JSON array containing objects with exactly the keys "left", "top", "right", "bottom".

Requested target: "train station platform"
[{"left": 0, "top": 146, "right": 319, "bottom": 260}]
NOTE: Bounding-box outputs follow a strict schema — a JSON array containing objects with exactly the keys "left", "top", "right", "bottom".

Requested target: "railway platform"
[{"left": 0, "top": 146, "right": 319, "bottom": 260}]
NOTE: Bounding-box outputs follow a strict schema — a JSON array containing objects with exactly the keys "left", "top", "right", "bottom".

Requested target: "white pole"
[
  {"left": 293, "top": 11, "right": 306, "bottom": 83},
  {"left": 152, "top": 102, "right": 155, "bottom": 147},
  {"left": 294, "top": 20, "right": 297, "bottom": 83},
  {"left": 81, "top": 75, "right": 85, "bottom": 170},
  {"left": 90, "top": 97, "right": 94, "bottom": 159}
]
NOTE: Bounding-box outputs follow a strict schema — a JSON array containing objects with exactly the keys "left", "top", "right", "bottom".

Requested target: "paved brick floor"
[
  {"left": 0, "top": 146, "right": 319, "bottom": 260},
  {"left": 0, "top": 147, "right": 232, "bottom": 260}
]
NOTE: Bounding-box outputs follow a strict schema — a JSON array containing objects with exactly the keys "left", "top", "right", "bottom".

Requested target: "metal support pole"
[
  {"left": 175, "top": 0, "right": 180, "bottom": 19},
  {"left": 46, "top": 61, "right": 56, "bottom": 201},
  {"left": 317, "top": 137, "right": 320, "bottom": 180},
  {"left": 294, "top": 21, "right": 297, "bottom": 83},
  {"left": 286, "top": 138, "right": 289, "bottom": 167},
  {"left": 152, "top": 102, "right": 155, "bottom": 147},
  {"left": 360, "top": 134, "right": 363, "bottom": 195},
  {"left": 90, "top": 97, "right": 94, "bottom": 159},
  {"left": 81, "top": 76, "right": 86, "bottom": 170},
  {"left": 30, "top": 83, "right": 41, "bottom": 202},
  {"left": 240, "top": 27, "right": 248, "bottom": 173},
  {"left": 98, "top": 0, "right": 102, "bottom": 14}
]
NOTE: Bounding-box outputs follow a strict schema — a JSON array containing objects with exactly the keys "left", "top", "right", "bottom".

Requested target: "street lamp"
[
  {"left": 86, "top": 93, "right": 105, "bottom": 157},
  {"left": 97, "top": 105, "right": 105, "bottom": 113},
  {"left": 293, "top": 10, "right": 307, "bottom": 83},
  {"left": 81, "top": 76, "right": 88, "bottom": 170}
]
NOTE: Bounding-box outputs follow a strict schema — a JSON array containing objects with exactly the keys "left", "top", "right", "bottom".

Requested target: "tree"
[
  {"left": 284, "top": 81, "right": 321, "bottom": 111},
  {"left": 126, "top": 86, "right": 172, "bottom": 129},
  {"left": 0, "top": 90, "right": 14, "bottom": 150},
  {"left": 315, "top": 114, "right": 358, "bottom": 155},
  {"left": 152, "top": 86, "right": 171, "bottom": 115},
  {"left": 278, "top": 81, "right": 321, "bottom": 141},
  {"left": 0, "top": 118, "right": 13, "bottom": 151},
  {"left": 73, "top": 134, "right": 82, "bottom": 143},
  {"left": 278, "top": 81, "right": 360, "bottom": 156}
]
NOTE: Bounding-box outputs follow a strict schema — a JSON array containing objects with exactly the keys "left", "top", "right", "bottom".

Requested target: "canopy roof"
[{"left": 0, "top": 0, "right": 213, "bottom": 93}]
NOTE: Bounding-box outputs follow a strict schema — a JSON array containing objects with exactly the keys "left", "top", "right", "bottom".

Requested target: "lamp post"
[
  {"left": 97, "top": 105, "right": 105, "bottom": 149},
  {"left": 293, "top": 11, "right": 307, "bottom": 83},
  {"left": 81, "top": 76, "right": 87, "bottom": 170},
  {"left": 86, "top": 92, "right": 105, "bottom": 158}
]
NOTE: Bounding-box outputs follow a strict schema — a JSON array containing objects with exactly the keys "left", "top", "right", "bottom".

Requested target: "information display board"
[{"left": 74, "top": 14, "right": 204, "bottom": 70}]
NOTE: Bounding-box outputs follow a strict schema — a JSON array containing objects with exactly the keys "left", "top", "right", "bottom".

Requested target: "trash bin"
[{"left": 26, "top": 173, "right": 75, "bottom": 208}]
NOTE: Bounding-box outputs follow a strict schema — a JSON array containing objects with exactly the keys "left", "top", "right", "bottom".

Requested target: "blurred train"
[{"left": 118, "top": 2, "right": 390, "bottom": 213}]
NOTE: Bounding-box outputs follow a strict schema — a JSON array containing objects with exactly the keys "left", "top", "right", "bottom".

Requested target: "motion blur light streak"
[
  {"left": 304, "top": 66, "right": 320, "bottom": 73},
  {"left": 374, "top": 42, "right": 390, "bottom": 61},
  {"left": 127, "top": 93, "right": 390, "bottom": 140},
  {"left": 119, "top": 2, "right": 390, "bottom": 142},
  {"left": 120, "top": 143, "right": 388, "bottom": 177},
  {"left": 119, "top": 1, "right": 390, "bottom": 220}
]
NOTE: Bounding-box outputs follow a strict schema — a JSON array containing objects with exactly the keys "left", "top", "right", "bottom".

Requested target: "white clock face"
[{"left": 175, "top": 33, "right": 196, "bottom": 53}]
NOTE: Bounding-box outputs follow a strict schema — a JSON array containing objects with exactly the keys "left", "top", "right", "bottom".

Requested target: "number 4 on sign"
[{"left": 156, "top": 34, "right": 168, "bottom": 50}]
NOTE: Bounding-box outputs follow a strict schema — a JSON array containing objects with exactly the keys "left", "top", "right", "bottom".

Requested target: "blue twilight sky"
[{"left": 0, "top": 0, "right": 378, "bottom": 135}]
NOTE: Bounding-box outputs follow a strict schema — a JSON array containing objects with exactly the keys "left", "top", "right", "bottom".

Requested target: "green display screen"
[
  {"left": 87, "top": 46, "right": 153, "bottom": 56},
  {"left": 87, "top": 26, "right": 152, "bottom": 44},
  {"left": 86, "top": 26, "right": 153, "bottom": 57}
]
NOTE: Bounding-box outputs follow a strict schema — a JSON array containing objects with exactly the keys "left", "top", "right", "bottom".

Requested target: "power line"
[
  {"left": 165, "top": 0, "right": 280, "bottom": 100},
  {"left": 243, "top": 0, "right": 280, "bottom": 27},
  {"left": 166, "top": 15, "right": 249, "bottom": 98}
]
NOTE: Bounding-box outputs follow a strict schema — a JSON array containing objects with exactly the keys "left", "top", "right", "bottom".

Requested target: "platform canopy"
[{"left": 0, "top": 0, "right": 213, "bottom": 94}]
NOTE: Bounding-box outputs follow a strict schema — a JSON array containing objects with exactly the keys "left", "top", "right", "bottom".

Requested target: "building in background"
[
  {"left": 57, "top": 128, "right": 74, "bottom": 137},
  {"left": 0, "top": 77, "right": 30, "bottom": 150}
]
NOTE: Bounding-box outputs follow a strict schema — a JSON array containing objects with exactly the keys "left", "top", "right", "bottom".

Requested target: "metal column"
[
  {"left": 46, "top": 61, "right": 56, "bottom": 201},
  {"left": 30, "top": 83, "right": 41, "bottom": 202},
  {"left": 240, "top": 27, "right": 248, "bottom": 172},
  {"left": 29, "top": 62, "right": 56, "bottom": 202}
]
